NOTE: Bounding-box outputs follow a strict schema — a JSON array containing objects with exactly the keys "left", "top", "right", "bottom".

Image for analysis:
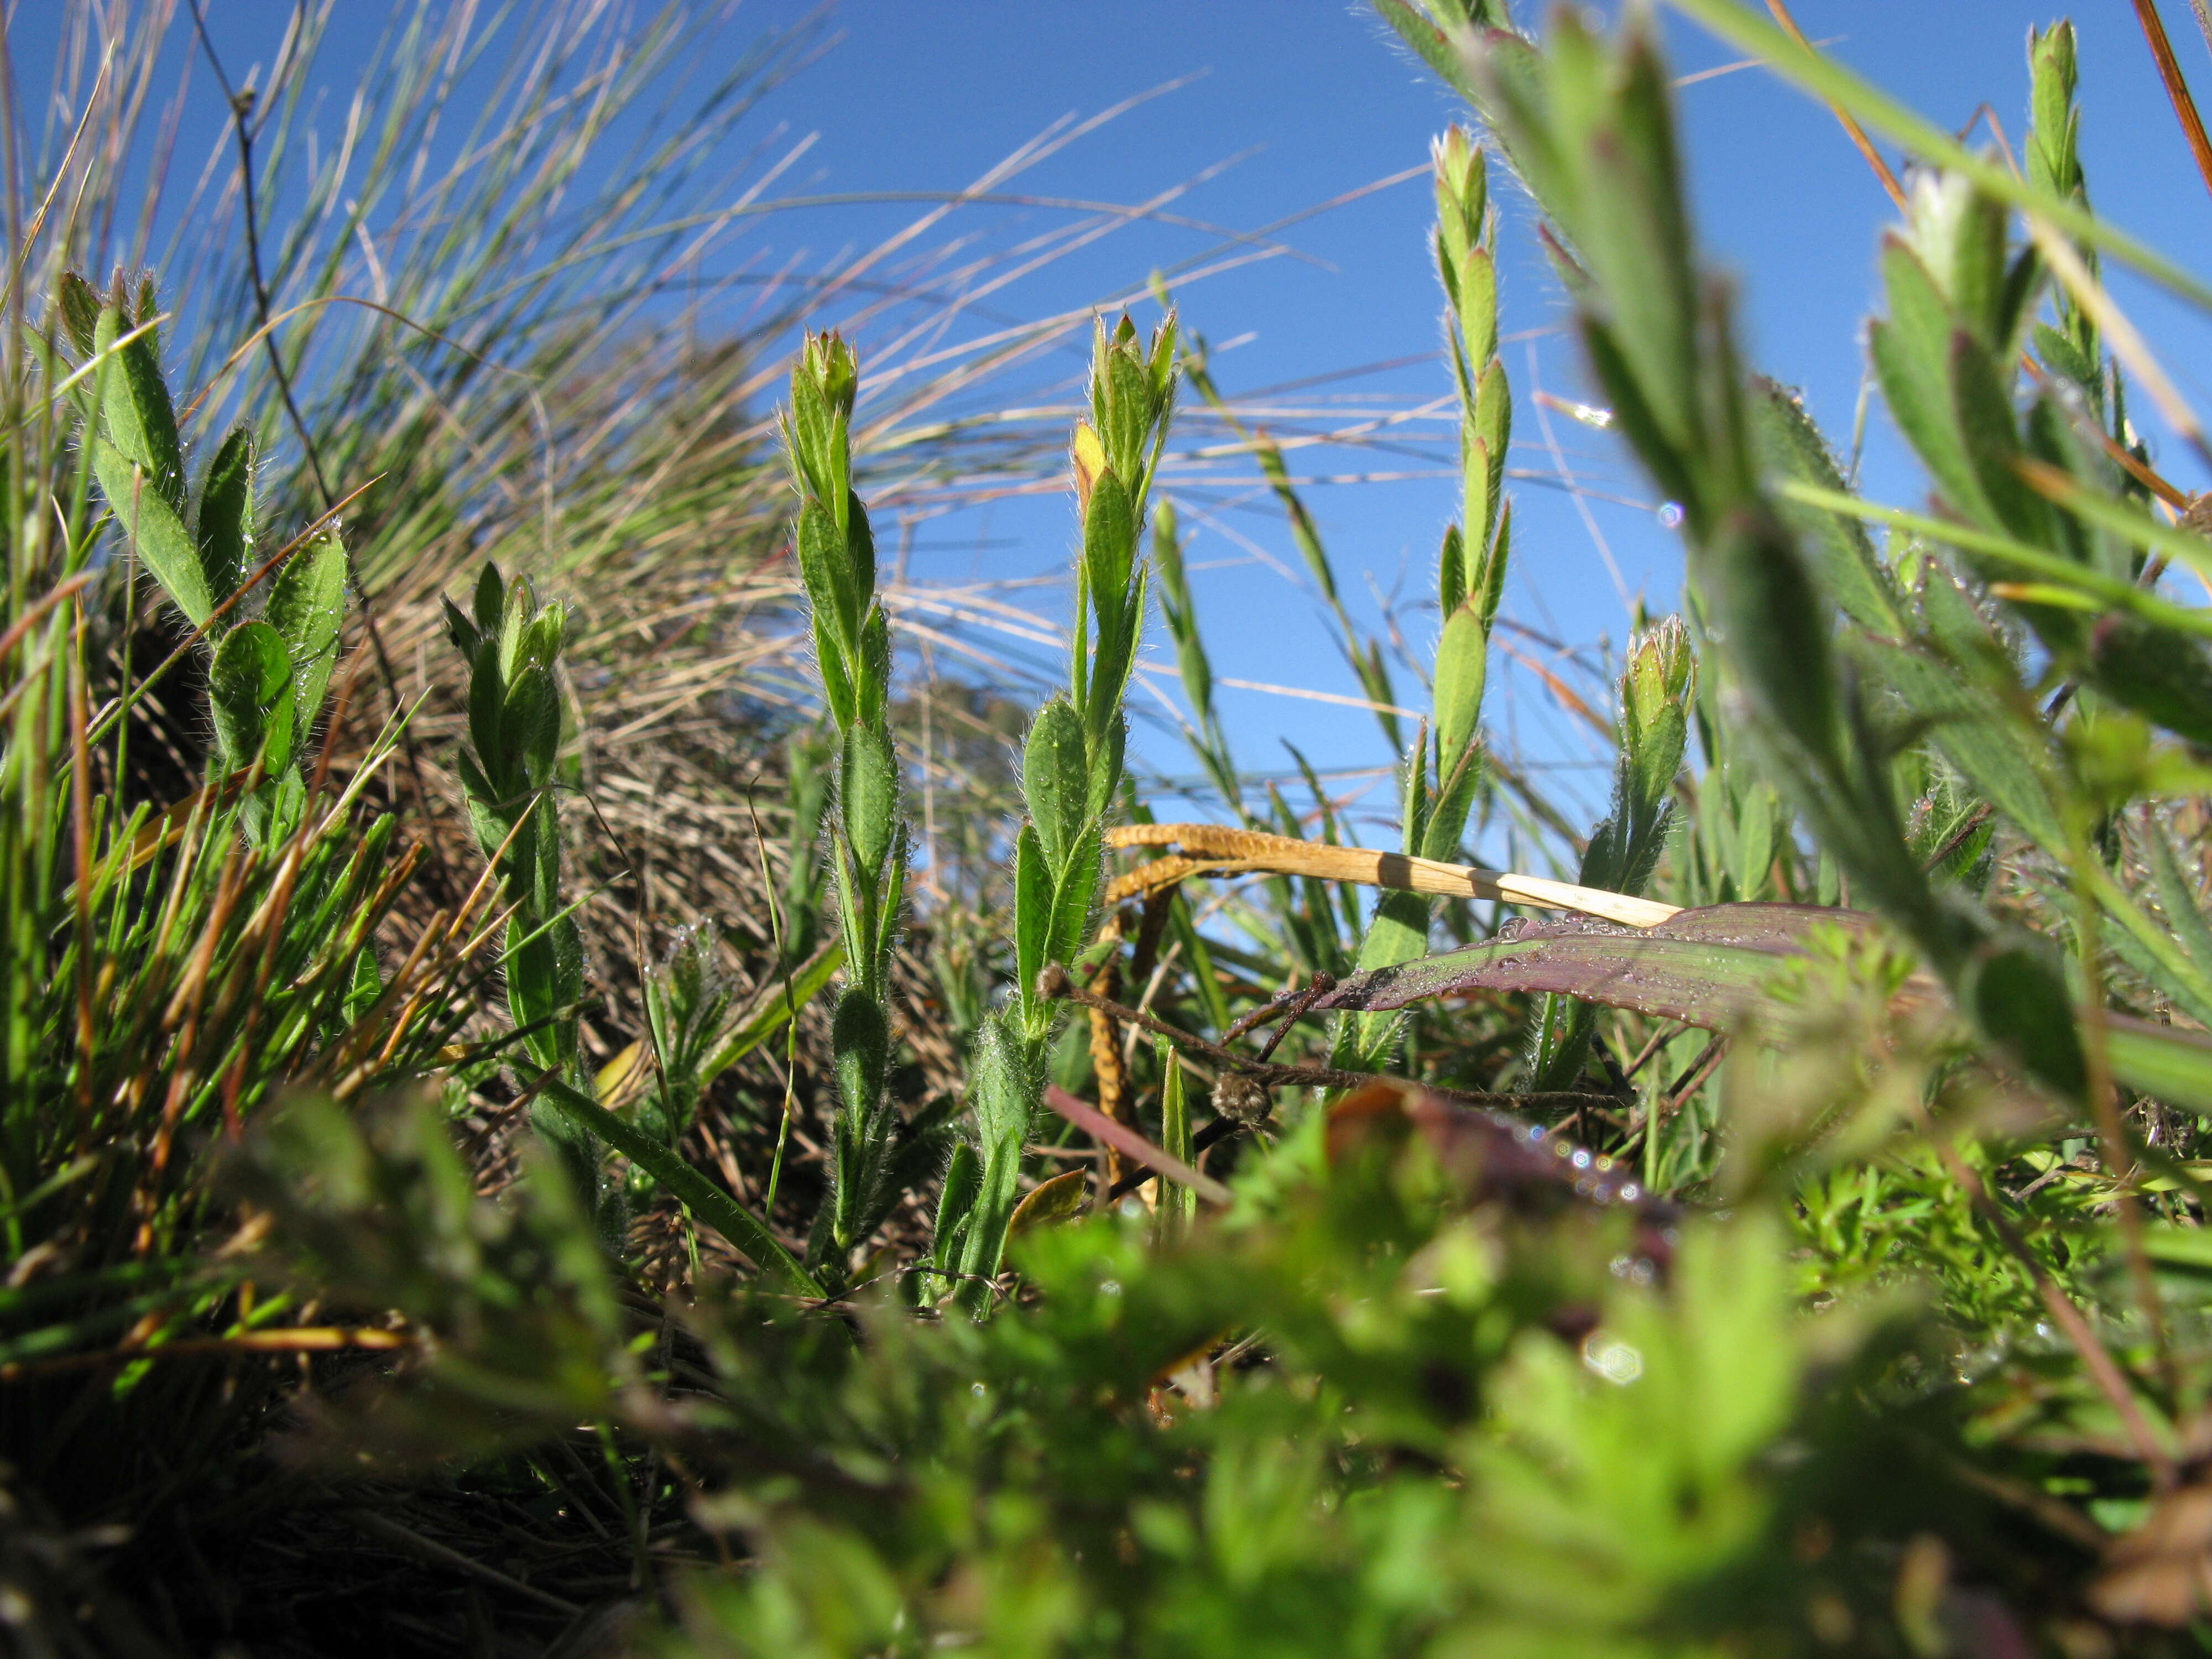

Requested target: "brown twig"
[
  {"left": 1037, "top": 964, "right": 1609, "bottom": 1122},
  {"left": 1255, "top": 972, "right": 1335, "bottom": 1063},
  {"left": 1765, "top": 0, "right": 1906, "bottom": 208},
  {"left": 1042, "top": 1083, "right": 1232, "bottom": 1207},
  {"left": 2134, "top": 0, "right": 2212, "bottom": 212},
  {"left": 1223, "top": 977, "right": 1313, "bottom": 1045},
  {"left": 1623, "top": 1020, "right": 1688, "bottom": 1081}
]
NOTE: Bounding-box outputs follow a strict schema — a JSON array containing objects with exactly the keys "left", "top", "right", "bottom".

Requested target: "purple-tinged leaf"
[{"left": 1310, "top": 903, "right": 1877, "bottom": 1029}]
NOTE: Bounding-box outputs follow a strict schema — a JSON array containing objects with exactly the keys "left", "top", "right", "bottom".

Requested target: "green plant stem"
[{"left": 537, "top": 1077, "right": 819, "bottom": 1297}]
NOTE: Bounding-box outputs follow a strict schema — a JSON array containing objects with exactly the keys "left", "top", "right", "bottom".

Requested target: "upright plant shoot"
[
  {"left": 783, "top": 331, "right": 911, "bottom": 1279},
  {"left": 1337, "top": 128, "right": 1510, "bottom": 1072},
  {"left": 931, "top": 315, "right": 1177, "bottom": 1311}
]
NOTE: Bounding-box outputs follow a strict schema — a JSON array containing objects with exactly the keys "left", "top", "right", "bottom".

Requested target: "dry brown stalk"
[
  {"left": 1087, "top": 957, "right": 1133, "bottom": 1198},
  {"left": 2136, "top": 0, "right": 2212, "bottom": 211},
  {"left": 1104, "top": 823, "right": 1683, "bottom": 929},
  {"left": 1765, "top": 0, "right": 1907, "bottom": 208}
]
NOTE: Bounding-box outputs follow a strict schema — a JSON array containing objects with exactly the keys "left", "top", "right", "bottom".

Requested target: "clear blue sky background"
[
  {"left": 54, "top": 2, "right": 2212, "bottom": 853},
  {"left": 714, "top": 1, "right": 2212, "bottom": 846}
]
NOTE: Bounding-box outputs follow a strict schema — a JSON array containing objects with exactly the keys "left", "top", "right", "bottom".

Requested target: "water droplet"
[
  {"left": 972, "top": 1382, "right": 987, "bottom": 1397},
  {"left": 1657, "top": 502, "right": 1685, "bottom": 529},
  {"left": 1571, "top": 1149, "right": 1592, "bottom": 1171},
  {"left": 1099, "top": 1280, "right": 1121, "bottom": 1297},
  {"left": 1582, "top": 1334, "right": 1644, "bottom": 1385}
]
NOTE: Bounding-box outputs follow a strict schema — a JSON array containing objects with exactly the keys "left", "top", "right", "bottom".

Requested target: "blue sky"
[
  {"left": 54, "top": 1, "right": 2212, "bottom": 854},
  {"left": 691, "top": 1, "right": 2212, "bottom": 847}
]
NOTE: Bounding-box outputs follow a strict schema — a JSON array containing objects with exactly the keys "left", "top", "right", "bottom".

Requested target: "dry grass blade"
[
  {"left": 2136, "top": 0, "right": 2212, "bottom": 210},
  {"left": 1764, "top": 0, "right": 1906, "bottom": 207},
  {"left": 1106, "top": 822, "right": 1683, "bottom": 928}
]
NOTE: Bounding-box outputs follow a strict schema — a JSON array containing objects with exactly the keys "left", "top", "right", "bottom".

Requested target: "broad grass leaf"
[
  {"left": 1748, "top": 379, "right": 1901, "bottom": 634},
  {"left": 1081, "top": 469, "right": 1135, "bottom": 612},
  {"left": 929, "top": 1140, "right": 980, "bottom": 1284},
  {"left": 956, "top": 1015, "right": 1032, "bottom": 1300},
  {"left": 1313, "top": 903, "right": 1872, "bottom": 1029},
  {"left": 2088, "top": 618, "right": 2212, "bottom": 749},
  {"left": 1473, "top": 358, "right": 1511, "bottom": 548},
  {"left": 700, "top": 941, "right": 844, "bottom": 1083},
  {"left": 209, "top": 620, "right": 292, "bottom": 773},
  {"left": 92, "top": 437, "right": 211, "bottom": 627},
  {"left": 1014, "top": 825, "right": 1051, "bottom": 1030},
  {"left": 471, "top": 561, "right": 505, "bottom": 635},
  {"left": 2034, "top": 320, "right": 2098, "bottom": 394},
  {"left": 502, "top": 664, "right": 559, "bottom": 786},
  {"left": 93, "top": 300, "right": 185, "bottom": 517},
  {"left": 831, "top": 985, "right": 889, "bottom": 1129},
  {"left": 841, "top": 721, "right": 900, "bottom": 873},
  {"left": 1432, "top": 603, "right": 1488, "bottom": 766},
  {"left": 1859, "top": 638, "right": 2063, "bottom": 851},
  {"left": 1437, "top": 522, "right": 1467, "bottom": 619},
  {"left": 265, "top": 531, "right": 346, "bottom": 749},
  {"left": 2148, "top": 820, "right": 2212, "bottom": 997},
  {"left": 1959, "top": 940, "right": 2086, "bottom": 1102},
  {"left": 1949, "top": 329, "right": 2047, "bottom": 545},
  {"left": 1022, "top": 698, "right": 1088, "bottom": 870},
  {"left": 499, "top": 575, "right": 542, "bottom": 685},
  {"left": 1006, "top": 1168, "right": 1089, "bottom": 1240},
  {"left": 195, "top": 425, "right": 254, "bottom": 605},
  {"left": 533, "top": 1079, "right": 816, "bottom": 1296},
  {"left": 1048, "top": 825, "right": 1103, "bottom": 974},
  {"left": 1871, "top": 240, "right": 1983, "bottom": 518},
  {"left": 2106, "top": 1018, "right": 2212, "bottom": 1114},
  {"left": 55, "top": 270, "right": 98, "bottom": 355}
]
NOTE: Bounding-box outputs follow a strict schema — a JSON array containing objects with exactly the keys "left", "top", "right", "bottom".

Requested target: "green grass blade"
[{"left": 536, "top": 1077, "right": 819, "bottom": 1297}]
